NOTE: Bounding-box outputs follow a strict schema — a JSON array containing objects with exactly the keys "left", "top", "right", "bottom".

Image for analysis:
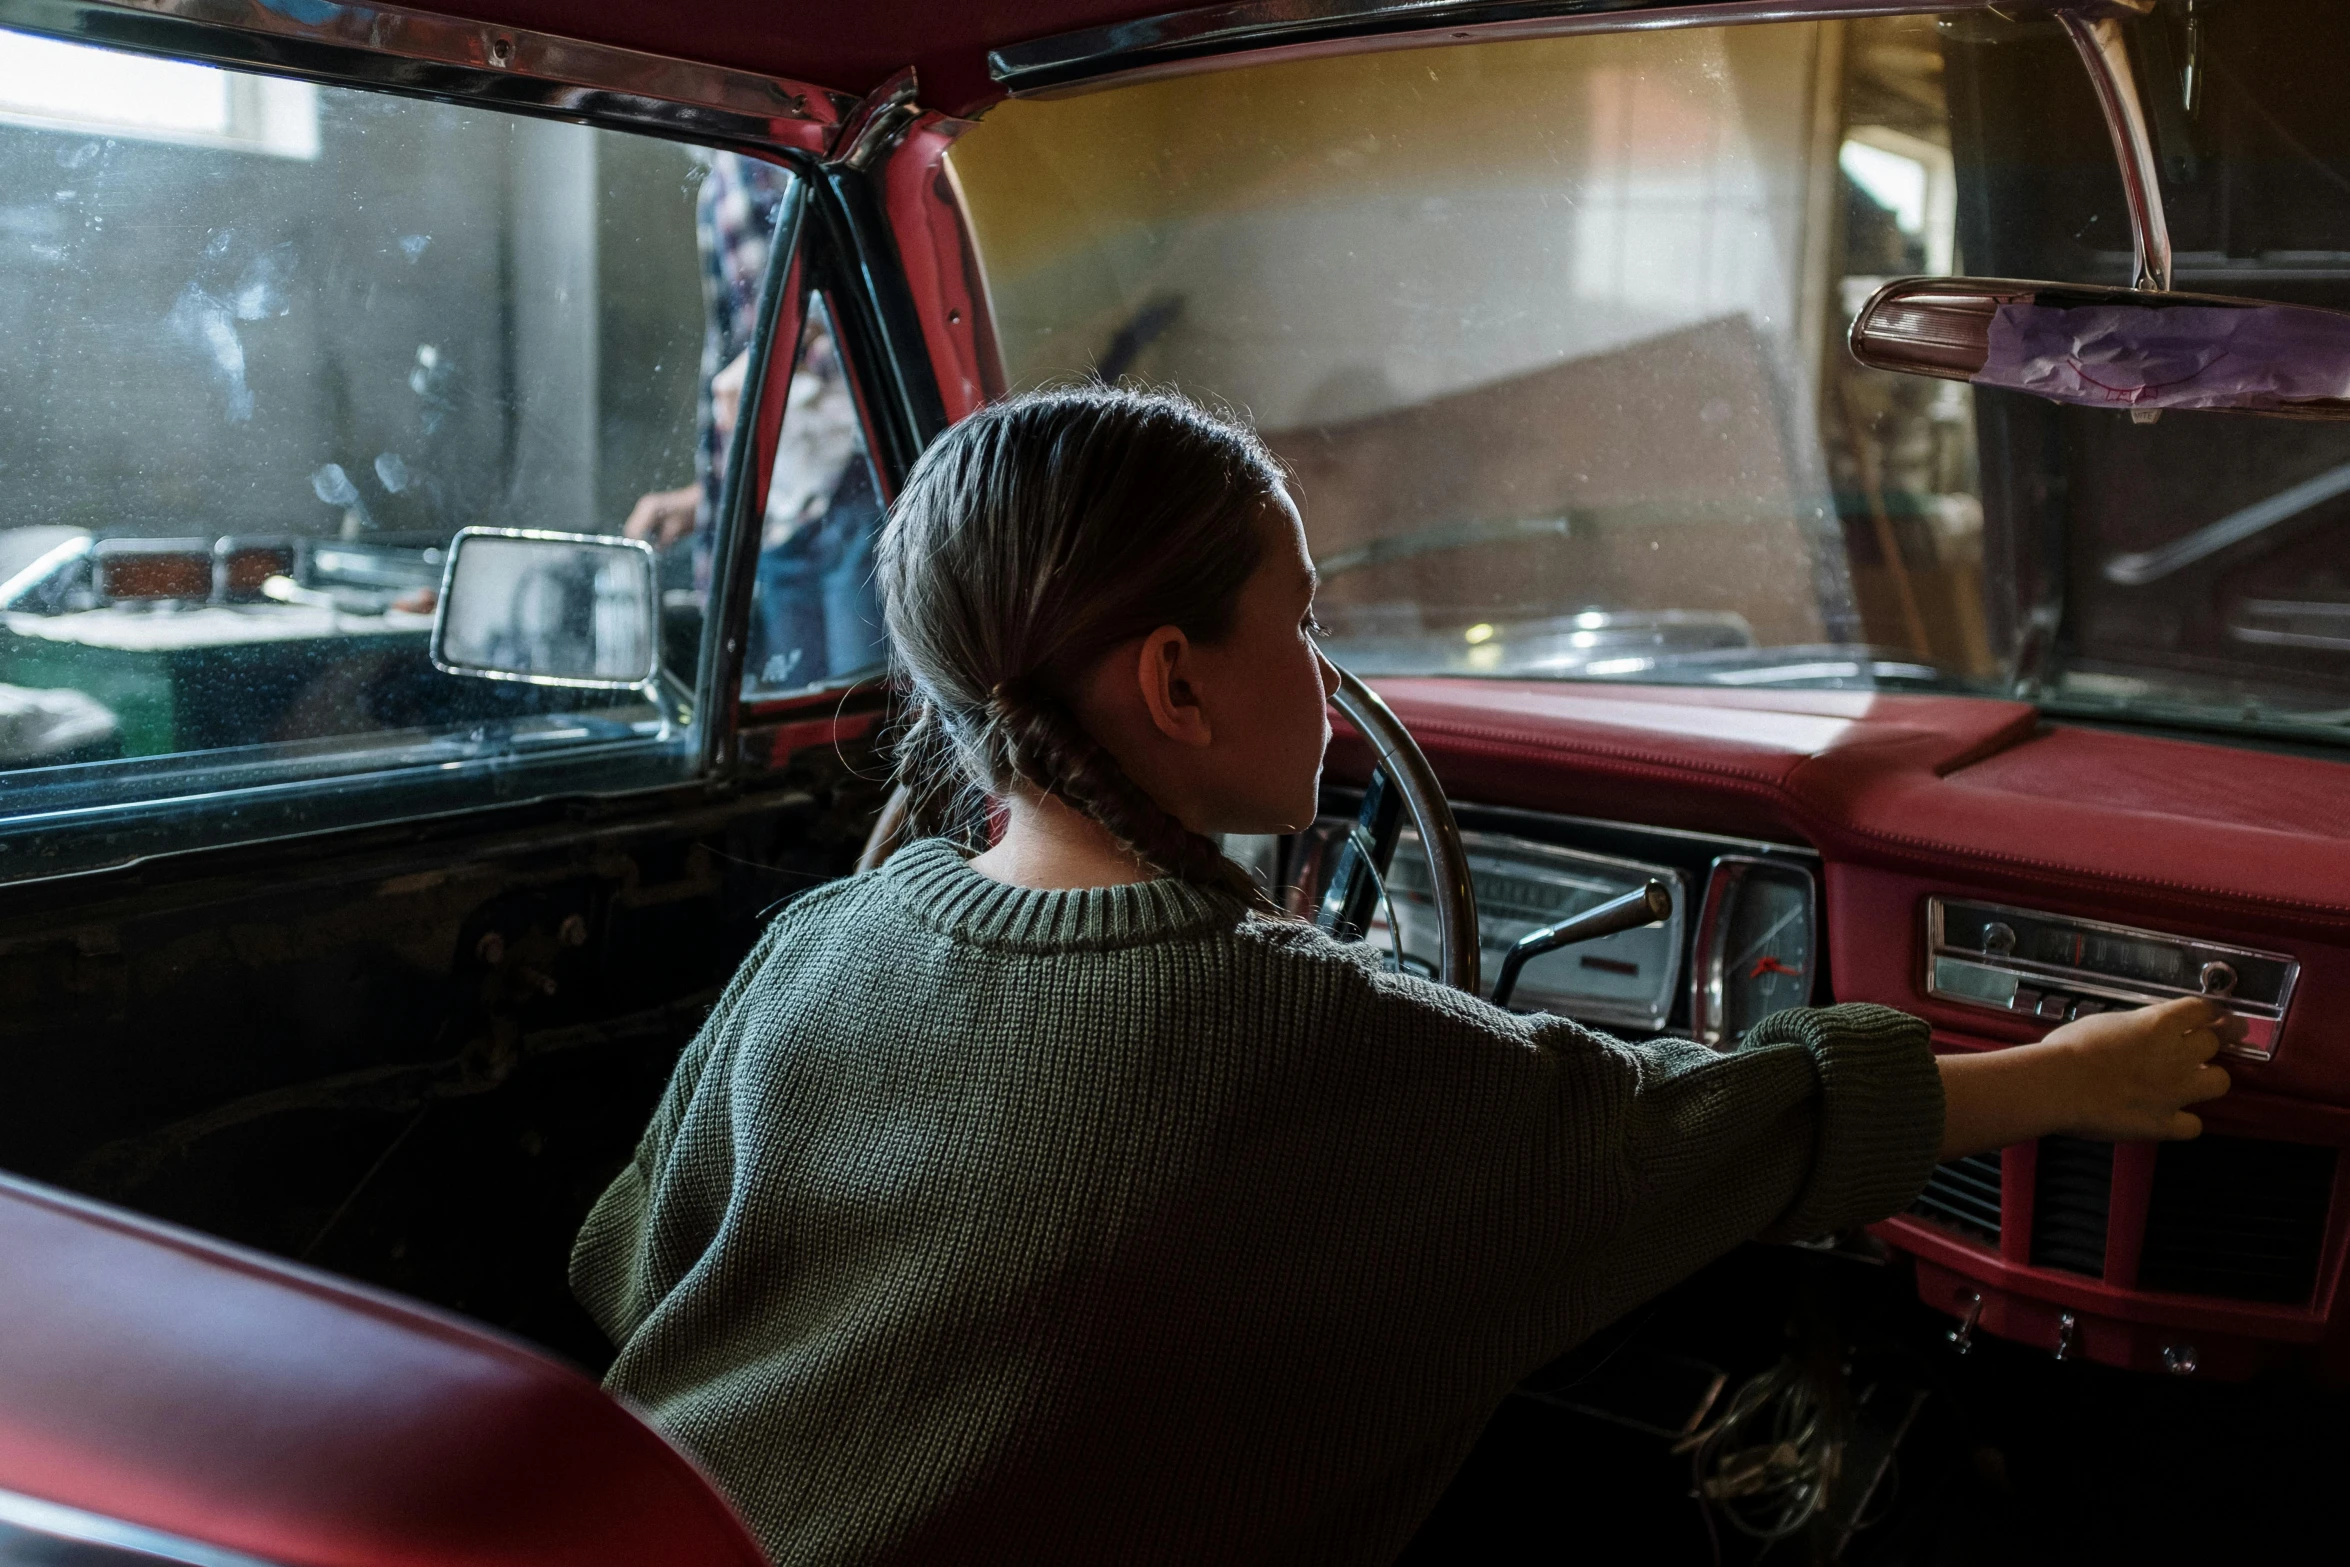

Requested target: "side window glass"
[
  {"left": 0, "top": 28, "right": 724, "bottom": 857},
  {"left": 740, "top": 296, "right": 888, "bottom": 698}
]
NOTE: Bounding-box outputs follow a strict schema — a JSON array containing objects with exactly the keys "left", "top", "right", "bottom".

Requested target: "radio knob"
[
  {"left": 2199, "top": 961, "right": 2239, "bottom": 998},
  {"left": 1982, "top": 921, "right": 2017, "bottom": 957}
]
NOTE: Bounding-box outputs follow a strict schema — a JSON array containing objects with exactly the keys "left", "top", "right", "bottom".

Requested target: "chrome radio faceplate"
[{"left": 1925, "top": 897, "right": 2298, "bottom": 1060}]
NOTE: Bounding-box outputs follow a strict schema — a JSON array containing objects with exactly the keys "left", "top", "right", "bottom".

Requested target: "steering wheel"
[{"left": 1319, "top": 667, "right": 1482, "bottom": 993}]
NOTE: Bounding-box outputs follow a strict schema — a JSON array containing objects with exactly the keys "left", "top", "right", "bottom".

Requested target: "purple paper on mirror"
[{"left": 1979, "top": 301, "right": 2350, "bottom": 411}]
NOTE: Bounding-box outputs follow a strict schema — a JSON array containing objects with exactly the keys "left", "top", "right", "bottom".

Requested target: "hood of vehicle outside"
[{"left": 1325, "top": 609, "right": 1948, "bottom": 691}]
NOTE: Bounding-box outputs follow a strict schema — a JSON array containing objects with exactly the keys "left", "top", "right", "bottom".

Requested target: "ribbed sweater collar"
[{"left": 881, "top": 836, "right": 1239, "bottom": 952}]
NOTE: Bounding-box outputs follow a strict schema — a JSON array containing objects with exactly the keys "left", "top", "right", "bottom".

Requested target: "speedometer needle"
[{"left": 1748, "top": 956, "right": 1803, "bottom": 980}]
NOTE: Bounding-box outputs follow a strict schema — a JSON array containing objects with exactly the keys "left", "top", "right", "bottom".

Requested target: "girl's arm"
[{"left": 1937, "top": 995, "right": 2237, "bottom": 1161}]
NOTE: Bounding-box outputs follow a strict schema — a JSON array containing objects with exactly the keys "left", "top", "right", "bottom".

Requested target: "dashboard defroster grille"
[
  {"left": 1911, "top": 1151, "right": 2001, "bottom": 1246},
  {"left": 2030, "top": 1136, "right": 2114, "bottom": 1277},
  {"left": 2140, "top": 1136, "right": 2337, "bottom": 1305}
]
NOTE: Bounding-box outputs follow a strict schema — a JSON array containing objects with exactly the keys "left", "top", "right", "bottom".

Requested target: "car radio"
[{"left": 1924, "top": 897, "right": 2298, "bottom": 1060}]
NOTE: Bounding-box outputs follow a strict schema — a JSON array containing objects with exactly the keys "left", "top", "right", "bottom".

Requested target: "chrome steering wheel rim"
[{"left": 1326, "top": 667, "right": 1481, "bottom": 993}]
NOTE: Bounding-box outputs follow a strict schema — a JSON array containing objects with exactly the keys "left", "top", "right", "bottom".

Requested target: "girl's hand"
[
  {"left": 1936, "top": 996, "right": 2239, "bottom": 1161},
  {"left": 2043, "top": 996, "right": 2239, "bottom": 1142}
]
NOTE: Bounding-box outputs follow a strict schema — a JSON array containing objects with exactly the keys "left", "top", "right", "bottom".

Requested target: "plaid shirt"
[{"left": 694, "top": 153, "right": 793, "bottom": 535}]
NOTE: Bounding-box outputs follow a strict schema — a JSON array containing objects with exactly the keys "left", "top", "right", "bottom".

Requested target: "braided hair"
[{"left": 877, "top": 386, "right": 1291, "bottom": 917}]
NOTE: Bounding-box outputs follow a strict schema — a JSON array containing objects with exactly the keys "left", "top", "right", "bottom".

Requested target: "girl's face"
[
  {"left": 1180, "top": 493, "right": 1338, "bottom": 835},
  {"left": 1073, "top": 490, "right": 1336, "bottom": 843}
]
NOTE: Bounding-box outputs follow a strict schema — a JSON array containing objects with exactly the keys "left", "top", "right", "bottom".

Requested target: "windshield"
[{"left": 946, "top": 0, "right": 2350, "bottom": 747}]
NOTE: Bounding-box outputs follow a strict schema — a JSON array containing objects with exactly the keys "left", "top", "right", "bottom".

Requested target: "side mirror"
[
  {"left": 1850, "top": 278, "right": 2350, "bottom": 419},
  {"left": 430, "top": 528, "right": 659, "bottom": 688}
]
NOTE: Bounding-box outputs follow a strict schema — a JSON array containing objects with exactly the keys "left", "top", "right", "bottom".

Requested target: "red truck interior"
[{"left": 3, "top": 0, "right": 2345, "bottom": 1559}]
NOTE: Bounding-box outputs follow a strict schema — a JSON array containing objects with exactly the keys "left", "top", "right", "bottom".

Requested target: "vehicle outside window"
[
  {"left": 0, "top": 30, "right": 743, "bottom": 876},
  {"left": 947, "top": 0, "right": 2350, "bottom": 748}
]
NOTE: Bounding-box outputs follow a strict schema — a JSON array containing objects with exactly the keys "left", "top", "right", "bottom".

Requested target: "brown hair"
[{"left": 877, "top": 385, "right": 1289, "bottom": 914}]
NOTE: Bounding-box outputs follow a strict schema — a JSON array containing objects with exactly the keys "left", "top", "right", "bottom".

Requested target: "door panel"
[
  {"left": 0, "top": 732, "right": 885, "bottom": 1365},
  {"left": 0, "top": 26, "right": 914, "bottom": 1366}
]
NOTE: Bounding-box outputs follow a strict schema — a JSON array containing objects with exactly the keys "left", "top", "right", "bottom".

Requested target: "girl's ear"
[{"left": 1134, "top": 626, "right": 1213, "bottom": 748}]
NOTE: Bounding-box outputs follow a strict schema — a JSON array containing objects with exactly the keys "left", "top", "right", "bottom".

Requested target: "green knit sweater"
[{"left": 571, "top": 837, "right": 1943, "bottom": 1565}]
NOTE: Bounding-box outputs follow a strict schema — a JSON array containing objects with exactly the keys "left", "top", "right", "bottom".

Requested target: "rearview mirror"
[
  {"left": 430, "top": 528, "right": 659, "bottom": 688},
  {"left": 1850, "top": 279, "right": 2350, "bottom": 419}
]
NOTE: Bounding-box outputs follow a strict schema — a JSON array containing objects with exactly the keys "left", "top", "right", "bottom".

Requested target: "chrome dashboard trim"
[
  {"left": 1924, "top": 895, "right": 2298, "bottom": 1060},
  {"left": 1443, "top": 799, "right": 1818, "bottom": 860},
  {"left": 0, "top": 0, "right": 855, "bottom": 151},
  {"left": 1688, "top": 854, "right": 1819, "bottom": 1048},
  {"left": 1385, "top": 823, "right": 1686, "bottom": 1029},
  {"left": 988, "top": 0, "right": 2085, "bottom": 98}
]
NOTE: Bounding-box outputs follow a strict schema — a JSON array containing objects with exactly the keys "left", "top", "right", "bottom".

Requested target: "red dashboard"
[{"left": 1354, "top": 677, "right": 2350, "bottom": 1381}]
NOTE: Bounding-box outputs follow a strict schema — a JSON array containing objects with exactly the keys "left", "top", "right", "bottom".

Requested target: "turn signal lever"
[{"left": 1490, "top": 879, "right": 1675, "bottom": 1010}]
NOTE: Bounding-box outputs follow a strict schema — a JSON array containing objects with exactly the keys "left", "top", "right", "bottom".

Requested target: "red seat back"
[{"left": 0, "top": 1173, "right": 766, "bottom": 1567}]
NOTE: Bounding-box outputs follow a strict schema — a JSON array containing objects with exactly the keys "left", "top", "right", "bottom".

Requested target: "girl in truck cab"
[{"left": 570, "top": 386, "right": 2237, "bottom": 1566}]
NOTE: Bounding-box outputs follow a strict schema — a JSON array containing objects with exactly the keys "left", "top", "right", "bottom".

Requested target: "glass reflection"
[{"left": 434, "top": 534, "right": 657, "bottom": 687}]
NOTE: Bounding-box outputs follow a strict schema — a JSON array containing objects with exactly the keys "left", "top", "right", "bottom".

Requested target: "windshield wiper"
[{"left": 2103, "top": 458, "right": 2350, "bottom": 585}]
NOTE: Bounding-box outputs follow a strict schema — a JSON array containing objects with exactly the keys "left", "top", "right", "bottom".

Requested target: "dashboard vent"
[
  {"left": 1911, "top": 1151, "right": 2001, "bottom": 1245},
  {"left": 2140, "top": 1135, "right": 2337, "bottom": 1305},
  {"left": 2031, "top": 1136, "right": 2114, "bottom": 1277}
]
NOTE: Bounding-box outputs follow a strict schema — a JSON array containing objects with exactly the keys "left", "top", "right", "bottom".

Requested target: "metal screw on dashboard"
[
  {"left": 1948, "top": 1290, "right": 1982, "bottom": 1355},
  {"left": 487, "top": 34, "right": 515, "bottom": 67}
]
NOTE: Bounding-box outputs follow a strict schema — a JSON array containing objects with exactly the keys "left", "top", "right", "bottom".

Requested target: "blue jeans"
[{"left": 747, "top": 465, "right": 885, "bottom": 692}]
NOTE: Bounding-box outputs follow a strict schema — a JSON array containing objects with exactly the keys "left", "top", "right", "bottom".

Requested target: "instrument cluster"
[{"left": 1270, "top": 800, "right": 1825, "bottom": 1043}]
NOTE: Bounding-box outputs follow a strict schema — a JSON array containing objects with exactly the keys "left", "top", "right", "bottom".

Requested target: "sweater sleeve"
[
  {"left": 1526, "top": 1000, "right": 1943, "bottom": 1328},
  {"left": 1307, "top": 941, "right": 1945, "bottom": 1353},
  {"left": 1741, "top": 1004, "right": 1946, "bottom": 1240},
  {"left": 567, "top": 1023, "right": 716, "bottom": 1345}
]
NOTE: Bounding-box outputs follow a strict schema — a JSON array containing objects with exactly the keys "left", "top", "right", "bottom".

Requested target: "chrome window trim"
[
  {"left": 0, "top": 0, "right": 855, "bottom": 150},
  {"left": 0, "top": 731, "right": 697, "bottom": 888},
  {"left": 988, "top": 0, "right": 2090, "bottom": 98}
]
